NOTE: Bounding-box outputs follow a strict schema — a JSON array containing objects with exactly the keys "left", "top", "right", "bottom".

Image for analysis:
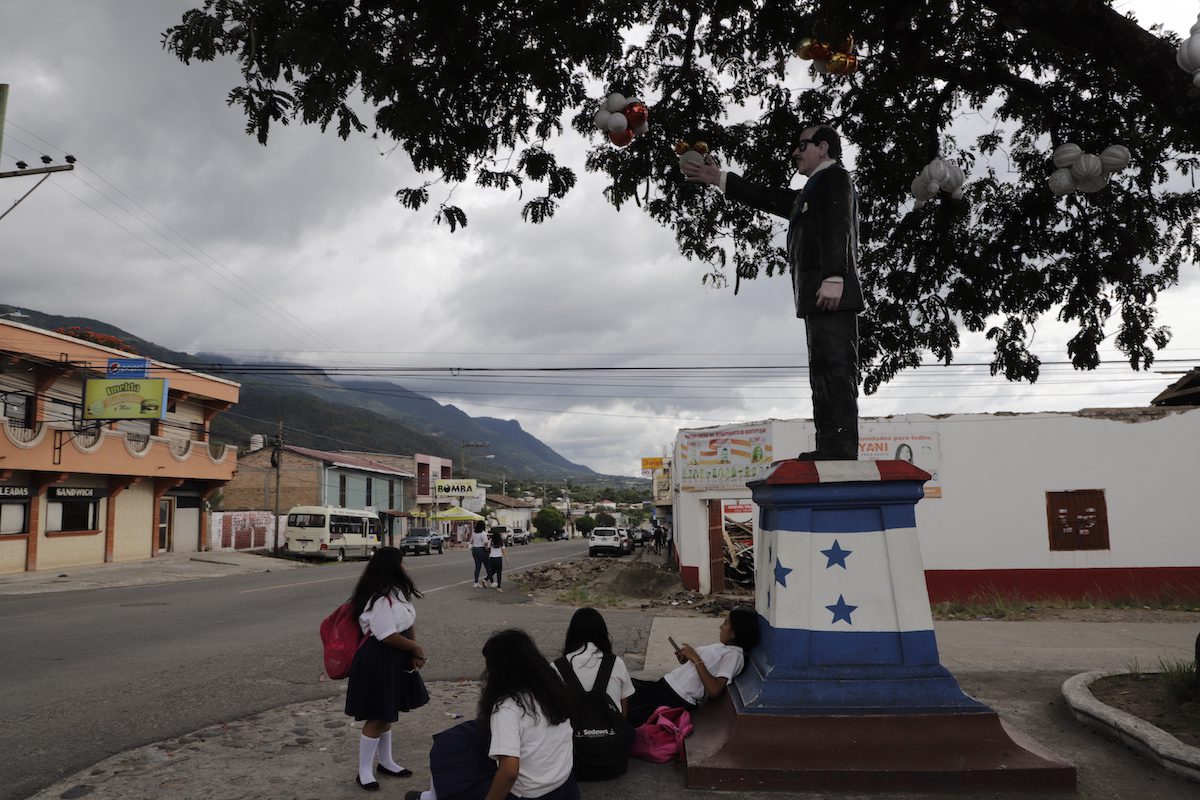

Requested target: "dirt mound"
[{"left": 514, "top": 552, "right": 752, "bottom": 616}]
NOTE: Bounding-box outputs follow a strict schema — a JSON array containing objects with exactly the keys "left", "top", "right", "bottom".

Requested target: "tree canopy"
[
  {"left": 532, "top": 506, "right": 565, "bottom": 537},
  {"left": 164, "top": 0, "right": 1200, "bottom": 389}
]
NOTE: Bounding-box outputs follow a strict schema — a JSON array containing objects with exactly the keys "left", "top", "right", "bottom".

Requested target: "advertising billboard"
[
  {"left": 434, "top": 478, "right": 478, "bottom": 497},
  {"left": 82, "top": 378, "right": 168, "bottom": 420},
  {"left": 678, "top": 424, "right": 774, "bottom": 491}
]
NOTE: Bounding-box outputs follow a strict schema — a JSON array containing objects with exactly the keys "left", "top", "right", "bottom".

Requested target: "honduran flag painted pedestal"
[{"left": 685, "top": 460, "right": 1076, "bottom": 792}]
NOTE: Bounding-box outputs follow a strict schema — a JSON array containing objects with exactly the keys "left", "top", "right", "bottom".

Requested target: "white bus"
[{"left": 284, "top": 506, "right": 381, "bottom": 561}]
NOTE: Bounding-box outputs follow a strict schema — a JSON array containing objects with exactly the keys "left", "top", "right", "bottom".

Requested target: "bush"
[
  {"left": 532, "top": 507, "right": 565, "bottom": 538},
  {"left": 575, "top": 515, "right": 596, "bottom": 535}
]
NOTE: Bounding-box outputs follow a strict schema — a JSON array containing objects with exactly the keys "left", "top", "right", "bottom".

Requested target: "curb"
[{"left": 1062, "top": 670, "right": 1200, "bottom": 784}]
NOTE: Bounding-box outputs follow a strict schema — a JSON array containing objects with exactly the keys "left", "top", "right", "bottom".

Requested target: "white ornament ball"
[
  {"left": 922, "top": 159, "right": 950, "bottom": 186},
  {"left": 1069, "top": 153, "right": 1103, "bottom": 180},
  {"left": 1048, "top": 168, "right": 1077, "bottom": 196},
  {"left": 950, "top": 187, "right": 964, "bottom": 200},
  {"left": 605, "top": 92, "right": 627, "bottom": 113},
  {"left": 1052, "top": 143, "right": 1083, "bottom": 169},
  {"left": 1194, "top": 71, "right": 1200, "bottom": 89},
  {"left": 941, "top": 162, "right": 965, "bottom": 193},
  {"left": 593, "top": 109, "right": 612, "bottom": 132},
  {"left": 678, "top": 150, "right": 705, "bottom": 172},
  {"left": 1099, "top": 145, "right": 1130, "bottom": 173},
  {"left": 606, "top": 113, "right": 629, "bottom": 133}
]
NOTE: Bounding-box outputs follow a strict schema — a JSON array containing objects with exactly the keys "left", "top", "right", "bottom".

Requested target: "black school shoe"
[
  {"left": 378, "top": 765, "right": 414, "bottom": 777},
  {"left": 404, "top": 791, "right": 422, "bottom": 800},
  {"left": 356, "top": 776, "right": 380, "bottom": 791}
]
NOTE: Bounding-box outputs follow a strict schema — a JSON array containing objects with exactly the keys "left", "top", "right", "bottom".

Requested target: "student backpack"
[
  {"left": 554, "top": 653, "right": 634, "bottom": 781},
  {"left": 319, "top": 601, "right": 365, "bottom": 679}
]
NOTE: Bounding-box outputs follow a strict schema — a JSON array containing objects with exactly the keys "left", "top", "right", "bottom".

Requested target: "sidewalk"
[
  {"left": 0, "top": 550, "right": 307, "bottom": 595},
  {"left": 9, "top": 556, "right": 1200, "bottom": 799}
]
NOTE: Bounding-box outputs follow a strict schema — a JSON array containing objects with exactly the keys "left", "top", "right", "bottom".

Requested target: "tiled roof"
[{"left": 485, "top": 493, "right": 537, "bottom": 508}]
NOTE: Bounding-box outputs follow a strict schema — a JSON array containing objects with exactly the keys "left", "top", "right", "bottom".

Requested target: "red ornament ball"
[
  {"left": 609, "top": 129, "right": 635, "bottom": 147},
  {"left": 623, "top": 102, "right": 649, "bottom": 128}
]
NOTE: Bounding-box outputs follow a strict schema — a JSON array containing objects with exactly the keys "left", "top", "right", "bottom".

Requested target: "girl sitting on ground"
[
  {"left": 626, "top": 607, "right": 759, "bottom": 727},
  {"left": 406, "top": 629, "right": 579, "bottom": 800},
  {"left": 552, "top": 607, "right": 634, "bottom": 715}
]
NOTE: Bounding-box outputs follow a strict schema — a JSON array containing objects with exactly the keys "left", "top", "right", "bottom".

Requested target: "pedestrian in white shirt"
[
  {"left": 487, "top": 530, "right": 507, "bottom": 591},
  {"left": 344, "top": 547, "right": 428, "bottom": 791},
  {"left": 469, "top": 521, "right": 490, "bottom": 587},
  {"left": 626, "top": 607, "right": 760, "bottom": 727},
  {"left": 405, "top": 629, "right": 580, "bottom": 800}
]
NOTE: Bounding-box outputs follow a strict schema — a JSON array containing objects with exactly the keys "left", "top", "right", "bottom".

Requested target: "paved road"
[{"left": 0, "top": 542, "right": 655, "bottom": 800}]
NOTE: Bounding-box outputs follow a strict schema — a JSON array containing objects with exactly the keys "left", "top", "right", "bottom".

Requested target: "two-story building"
[{"left": 0, "top": 320, "right": 240, "bottom": 573}]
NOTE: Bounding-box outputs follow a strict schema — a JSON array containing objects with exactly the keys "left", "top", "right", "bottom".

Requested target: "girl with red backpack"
[{"left": 345, "top": 547, "right": 429, "bottom": 791}]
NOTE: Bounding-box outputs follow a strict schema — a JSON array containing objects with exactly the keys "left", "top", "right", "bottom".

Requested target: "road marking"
[{"left": 239, "top": 574, "right": 353, "bottom": 593}]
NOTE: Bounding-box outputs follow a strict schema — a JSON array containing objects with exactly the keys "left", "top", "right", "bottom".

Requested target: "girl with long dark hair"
[
  {"left": 626, "top": 607, "right": 760, "bottom": 727},
  {"left": 345, "top": 547, "right": 429, "bottom": 791},
  {"left": 406, "top": 629, "right": 579, "bottom": 800},
  {"left": 553, "top": 607, "right": 634, "bottom": 715}
]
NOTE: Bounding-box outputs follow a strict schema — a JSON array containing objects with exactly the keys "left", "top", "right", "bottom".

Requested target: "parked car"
[
  {"left": 618, "top": 529, "right": 634, "bottom": 554},
  {"left": 588, "top": 527, "right": 623, "bottom": 557},
  {"left": 402, "top": 527, "right": 444, "bottom": 555},
  {"left": 548, "top": 528, "right": 568, "bottom": 541},
  {"left": 490, "top": 525, "right": 515, "bottom": 546},
  {"left": 630, "top": 528, "right": 648, "bottom": 548},
  {"left": 510, "top": 527, "right": 531, "bottom": 545}
]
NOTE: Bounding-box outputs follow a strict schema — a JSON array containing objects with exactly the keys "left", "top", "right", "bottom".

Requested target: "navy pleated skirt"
[
  {"left": 429, "top": 720, "right": 580, "bottom": 800},
  {"left": 344, "top": 635, "right": 429, "bottom": 722}
]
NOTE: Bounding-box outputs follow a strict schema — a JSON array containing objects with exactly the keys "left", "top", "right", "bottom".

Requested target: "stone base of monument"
[{"left": 685, "top": 686, "right": 1076, "bottom": 792}]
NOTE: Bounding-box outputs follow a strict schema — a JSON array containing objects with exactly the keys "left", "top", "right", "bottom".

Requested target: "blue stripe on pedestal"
[
  {"left": 756, "top": 483, "right": 922, "bottom": 533},
  {"left": 755, "top": 626, "right": 942, "bottom": 668}
]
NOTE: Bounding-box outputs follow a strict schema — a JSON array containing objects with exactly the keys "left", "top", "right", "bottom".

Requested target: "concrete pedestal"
[{"left": 685, "top": 459, "right": 1075, "bottom": 791}]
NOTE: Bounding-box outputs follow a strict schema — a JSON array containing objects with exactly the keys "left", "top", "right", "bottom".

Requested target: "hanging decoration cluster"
[
  {"left": 1176, "top": 12, "right": 1200, "bottom": 87},
  {"left": 794, "top": 36, "right": 858, "bottom": 75},
  {"left": 674, "top": 140, "right": 710, "bottom": 170},
  {"left": 1048, "top": 143, "right": 1130, "bottom": 196},
  {"left": 592, "top": 92, "right": 650, "bottom": 148},
  {"left": 909, "top": 158, "right": 966, "bottom": 207}
]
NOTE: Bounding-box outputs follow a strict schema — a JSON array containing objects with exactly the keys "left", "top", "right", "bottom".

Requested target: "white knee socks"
[
  {"left": 359, "top": 734, "right": 379, "bottom": 784},
  {"left": 377, "top": 730, "right": 405, "bottom": 772}
]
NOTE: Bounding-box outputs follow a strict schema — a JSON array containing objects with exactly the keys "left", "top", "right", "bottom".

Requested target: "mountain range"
[{"left": 1, "top": 305, "right": 616, "bottom": 482}]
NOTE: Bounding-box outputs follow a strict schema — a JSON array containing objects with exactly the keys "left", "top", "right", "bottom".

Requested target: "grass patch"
[
  {"left": 1159, "top": 658, "right": 1200, "bottom": 708},
  {"left": 555, "top": 586, "right": 623, "bottom": 608},
  {"left": 931, "top": 587, "right": 1200, "bottom": 619}
]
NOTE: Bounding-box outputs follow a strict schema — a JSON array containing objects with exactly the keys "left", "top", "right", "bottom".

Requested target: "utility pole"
[
  {"left": 460, "top": 441, "right": 489, "bottom": 476},
  {"left": 0, "top": 85, "right": 77, "bottom": 223},
  {"left": 271, "top": 420, "right": 283, "bottom": 553}
]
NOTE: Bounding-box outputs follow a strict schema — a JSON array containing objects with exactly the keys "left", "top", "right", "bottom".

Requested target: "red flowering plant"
[{"left": 55, "top": 326, "right": 139, "bottom": 354}]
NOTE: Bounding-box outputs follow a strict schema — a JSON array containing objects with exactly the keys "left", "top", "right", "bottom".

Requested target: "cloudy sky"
[{"left": 2, "top": 1, "right": 1198, "bottom": 477}]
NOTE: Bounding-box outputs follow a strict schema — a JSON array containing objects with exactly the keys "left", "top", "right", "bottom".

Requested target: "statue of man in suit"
[{"left": 682, "top": 124, "right": 861, "bottom": 460}]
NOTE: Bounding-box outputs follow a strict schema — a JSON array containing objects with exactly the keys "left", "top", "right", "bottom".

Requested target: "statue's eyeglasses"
[{"left": 793, "top": 139, "right": 818, "bottom": 153}]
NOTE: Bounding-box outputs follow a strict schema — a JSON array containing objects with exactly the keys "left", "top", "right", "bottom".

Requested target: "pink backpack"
[
  {"left": 630, "top": 705, "right": 693, "bottom": 762},
  {"left": 319, "top": 601, "right": 365, "bottom": 679}
]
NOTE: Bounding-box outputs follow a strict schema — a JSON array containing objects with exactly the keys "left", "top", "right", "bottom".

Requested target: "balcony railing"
[
  {"left": 4, "top": 417, "right": 42, "bottom": 444},
  {"left": 124, "top": 431, "right": 151, "bottom": 454},
  {"left": 169, "top": 437, "right": 193, "bottom": 458}
]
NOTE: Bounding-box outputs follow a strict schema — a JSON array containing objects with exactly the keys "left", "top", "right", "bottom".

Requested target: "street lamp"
[{"left": 460, "top": 441, "right": 491, "bottom": 476}]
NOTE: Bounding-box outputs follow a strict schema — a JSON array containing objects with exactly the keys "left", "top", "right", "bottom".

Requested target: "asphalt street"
[{"left": 0, "top": 541, "right": 654, "bottom": 800}]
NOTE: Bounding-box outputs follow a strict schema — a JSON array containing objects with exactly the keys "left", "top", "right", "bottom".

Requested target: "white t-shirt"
[
  {"left": 357, "top": 590, "right": 416, "bottom": 640},
  {"left": 552, "top": 643, "right": 635, "bottom": 709},
  {"left": 470, "top": 530, "right": 489, "bottom": 548},
  {"left": 663, "top": 643, "right": 744, "bottom": 705},
  {"left": 489, "top": 544, "right": 505, "bottom": 558},
  {"left": 488, "top": 694, "right": 574, "bottom": 798}
]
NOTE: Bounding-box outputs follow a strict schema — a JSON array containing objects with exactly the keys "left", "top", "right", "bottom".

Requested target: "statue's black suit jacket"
[{"left": 725, "top": 165, "right": 862, "bottom": 318}]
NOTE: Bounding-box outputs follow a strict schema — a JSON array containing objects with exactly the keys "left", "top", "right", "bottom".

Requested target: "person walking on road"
[
  {"left": 487, "top": 529, "right": 507, "bottom": 592},
  {"left": 405, "top": 629, "right": 580, "bottom": 800},
  {"left": 345, "top": 547, "right": 430, "bottom": 791},
  {"left": 469, "top": 520, "right": 490, "bottom": 588}
]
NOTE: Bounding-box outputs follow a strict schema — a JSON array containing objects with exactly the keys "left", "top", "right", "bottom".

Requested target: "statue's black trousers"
[{"left": 804, "top": 310, "right": 860, "bottom": 458}]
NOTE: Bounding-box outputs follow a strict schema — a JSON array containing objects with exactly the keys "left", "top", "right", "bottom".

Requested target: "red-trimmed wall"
[
  {"left": 925, "top": 567, "right": 1200, "bottom": 603},
  {"left": 680, "top": 564, "right": 700, "bottom": 592}
]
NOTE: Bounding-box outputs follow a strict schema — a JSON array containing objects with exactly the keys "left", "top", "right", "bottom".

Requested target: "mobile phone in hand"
[{"left": 668, "top": 636, "right": 681, "bottom": 653}]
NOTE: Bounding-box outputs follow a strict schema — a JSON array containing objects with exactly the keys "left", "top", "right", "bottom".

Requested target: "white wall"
[{"left": 672, "top": 408, "right": 1200, "bottom": 594}]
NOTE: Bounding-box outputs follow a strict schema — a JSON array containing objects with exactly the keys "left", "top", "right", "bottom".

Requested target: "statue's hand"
[{"left": 815, "top": 280, "right": 844, "bottom": 311}]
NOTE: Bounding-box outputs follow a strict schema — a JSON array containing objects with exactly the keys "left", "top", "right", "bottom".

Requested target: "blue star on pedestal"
[
  {"left": 773, "top": 558, "right": 793, "bottom": 588},
  {"left": 826, "top": 594, "right": 858, "bottom": 625},
  {"left": 821, "top": 540, "right": 852, "bottom": 569}
]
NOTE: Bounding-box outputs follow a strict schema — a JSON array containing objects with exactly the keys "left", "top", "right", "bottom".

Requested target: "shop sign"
[
  {"left": 107, "top": 358, "right": 150, "bottom": 378},
  {"left": 434, "top": 479, "right": 477, "bottom": 496},
  {"left": 49, "top": 487, "right": 108, "bottom": 500},
  {"left": 0, "top": 485, "right": 31, "bottom": 501},
  {"left": 83, "top": 378, "right": 168, "bottom": 420},
  {"left": 857, "top": 425, "right": 943, "bottom": 498}
]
